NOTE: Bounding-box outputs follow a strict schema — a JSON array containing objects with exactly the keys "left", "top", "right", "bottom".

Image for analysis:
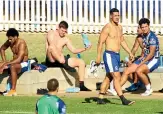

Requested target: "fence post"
[
  {"left": 68, "top": 0, "right": 72, "bottom": 34},
  {"left": 133, "top": 0, "right": 137, "bottom": 34},
  {"left": 20, "top": 0, "right": 25, "bottom": 31},
  {"left": 73, "top": 0, "right": 77, "bottom": 33},
  {"left": 47, "top": 0, "right": 51, "bottom": 31},
  {"left": 31, "top": 0, "right": 35, "bottom": 32},
  {"left": 161, "top": 0, "right": 163, "bottom": 35},
  {"left": 95, "top": 0, "right": 99, "bottom": 33},
  {"left": 89, "top": 0, "right": 94, "bottom": 33},
  {"left": 150, "top": 0, "right": 154, "bottom": 31},
  {"left": 0, "top": 0, "right": 3, "bottom": 31},
  {"left": 26, "top": 0, "right": 30, "bottom": 32},
  {"left": 5, "top": 0, "right": 9, "bottom": 31},
  {"left": 15, "top": 0, "right": 20, "bottom": 31},
  {"left": 155, "top": 0, "right": 159, "bottom": 34}
]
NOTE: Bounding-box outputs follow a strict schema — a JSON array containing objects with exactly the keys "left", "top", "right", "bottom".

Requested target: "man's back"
[{"left": 36, "top": 94, "right": 66, "bottom": 114}]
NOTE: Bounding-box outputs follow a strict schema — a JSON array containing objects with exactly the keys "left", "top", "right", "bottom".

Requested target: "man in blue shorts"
[
  {"left": 95, "top": 8, "right": 135, "bottom": 105},
  {"left": 135, "top": 18, "right": 160, "bottom": 96},
  {"left": 36, "top": 78, "right": 66, "bottom": 114}
]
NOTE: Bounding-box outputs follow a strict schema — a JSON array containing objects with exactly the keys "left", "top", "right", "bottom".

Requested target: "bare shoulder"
[
  {"left": 18, "top": 38, "right": 26, "bottom": 43},
  {"left": 47, "top": 30, "right": 55, "bottom": 35},
  {"left": 118, "top": 24, "right": 123, "bottom": 30},
  {"left": 101, "top": 23, "right": 110, "bottom": 32}
]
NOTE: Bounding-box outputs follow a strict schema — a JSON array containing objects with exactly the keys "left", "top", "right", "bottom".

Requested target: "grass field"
[
  {"left": 0, "top": 33, "right": 163, "bottom": 114},
  {"left": 1, "top": 33, "right": 163, "bottom": 64},
  {"left": 0, "top": 96, "right": 163, "bottom": 114}
]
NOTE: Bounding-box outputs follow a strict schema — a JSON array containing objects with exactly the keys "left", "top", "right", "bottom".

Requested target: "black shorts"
[{"left": 45, "top": 55, "right": 76, "bottom": 72}]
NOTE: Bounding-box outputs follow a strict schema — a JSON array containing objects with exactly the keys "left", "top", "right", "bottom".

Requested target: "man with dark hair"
[
  {"left": 36, "top": 78, "right": 66, "bottom": 114},
  {"left": 45, "top": 21, "right": 91, "bottom": 91},
  {"left": 95, "top": 8, "right": 135, "bottom": 105},
  {"left": 134, "top": 18, "right": 160, "bottom": 96},
  {"left": 0, "top": 28, "right": 29, "bottom": 96}
]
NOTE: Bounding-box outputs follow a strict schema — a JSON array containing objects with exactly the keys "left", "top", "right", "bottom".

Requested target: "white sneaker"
[
  {"left": 141, "top": 89, "right": 153, "bottom": 96},
  {"left": 107, "top": 89, "right": 117, "bottom": 96}
]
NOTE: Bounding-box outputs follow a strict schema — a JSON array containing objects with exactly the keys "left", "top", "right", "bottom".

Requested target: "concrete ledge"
[{"left": 0, "top": 67, "right": 163, "bottom": 95}]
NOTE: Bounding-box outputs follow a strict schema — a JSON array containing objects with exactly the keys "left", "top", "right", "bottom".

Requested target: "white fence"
[{"left": 0, "top": 0, "right": 162, "bottom": 34}]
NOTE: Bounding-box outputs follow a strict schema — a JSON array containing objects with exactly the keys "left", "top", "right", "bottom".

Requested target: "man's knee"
[
  {"left": 136, "top": 68, "right": 142, "bottom": 77},
  {"left": 10, "top": 64, "right": 15, "bottom": 70},
  {"left": 79, "top": 59, "right": 85, "bottom": 67}
]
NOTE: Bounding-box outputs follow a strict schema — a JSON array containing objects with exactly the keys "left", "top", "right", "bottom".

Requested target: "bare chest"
[
  {"left": 10, "top": 45, "right": 18, "bottom": 54},
  {"left": 54, "top": 38, "right": 66, "bottom": 49},
  {"left": 109, "top": 26, "right": 122, "bottom": 39}
]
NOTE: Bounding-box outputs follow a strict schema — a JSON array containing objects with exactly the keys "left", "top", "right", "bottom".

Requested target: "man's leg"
[
  {"left": 5, "top": 64, "right": 21, "bottom": 96},
  {"left": 68, "top": 57, "right": 91, "bottom": 91},
  {"left": 97, "top": 74, "right": 111, "bottom": 104},
  {"left": 136, "top": 64, "right": 152, "bottom": 96},
  {"left": 111, "top": 72, "right": 135, "bottom": 105},
  {"left": 120, "top": 63, "right": 138, "bottom": 86}
]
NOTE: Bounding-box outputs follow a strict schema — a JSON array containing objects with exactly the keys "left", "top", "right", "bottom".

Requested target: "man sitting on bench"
[
  {"left": 45, "top": 21, "right": 91, "bottom": 91},
  {"left": 0, "top": 28, "right": 29, "bottom": 96}
]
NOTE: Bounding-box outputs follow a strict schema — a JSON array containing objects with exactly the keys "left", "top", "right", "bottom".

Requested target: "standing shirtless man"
[
  {"left": 95, "top": 8, "right": 135, "bottom": 105},
  {"left": 0, "top": 28, "right": 28, "bottom": 96},
  {"left": 46, "top": 21, "right": 91, "bottom": 91}
]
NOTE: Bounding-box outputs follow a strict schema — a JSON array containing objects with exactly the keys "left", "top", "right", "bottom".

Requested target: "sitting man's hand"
[
  {"left": 129, "top": 53, "right": 135, "bottom": 62},
  {"left": 0, "top": 64, "right": 8, "bottom": 74},
  {"left": 85, "top": 45, "right": 92, "bottom": 51}
]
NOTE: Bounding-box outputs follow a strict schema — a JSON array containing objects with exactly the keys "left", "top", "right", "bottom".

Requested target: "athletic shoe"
[
  {"left": 80, "top": 85, "right": 91, "bottom": 91},
  {"left": 125, "top": 83, "right": 138, "bottom": 92},
  {"left": 141, "top": 89, "right": 153, "bottom": 96},
  {"left": 122, "top": 99, "right": 135, "bottom": 105},
  {"left": 3, "top": 89, "right": 17, "bottom": 96},
  {"left": 107, "top": 89, "right": 117, "bottom": 96}
]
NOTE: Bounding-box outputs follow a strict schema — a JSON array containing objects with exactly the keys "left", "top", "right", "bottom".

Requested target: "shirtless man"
[
  {"left": 95, "top": 8, "right": 135, "bottom": 105},
  {"left": 0, "top": 28, "right": 28, "bottom": 96},
  {"left": 108, "top": 26, "right": 144, "bottom": 95},
  {"left": 121, "top": 25, "right": 144, "bottom": 92},
  {"left": 46, "top": 21, "right": 91, "bottom": 91}
]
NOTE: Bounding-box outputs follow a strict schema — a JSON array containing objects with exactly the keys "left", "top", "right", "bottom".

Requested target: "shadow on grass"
[
  {"left": 156, "top": 112, "right": 163, "bottom": 114},
  {"left": 82, "top": 97, "right": 121, "bottom": 105}
]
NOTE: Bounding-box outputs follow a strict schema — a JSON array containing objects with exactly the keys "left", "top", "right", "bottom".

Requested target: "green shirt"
[{"left": 36, "top": 94, "right": 66, "bottom": 114}]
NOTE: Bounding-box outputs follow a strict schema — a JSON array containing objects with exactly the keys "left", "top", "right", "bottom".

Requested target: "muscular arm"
[
  {"left": 131, "top": 38, "right": 140, "bottom": 56},
  {"left": 0, "top": 41, "right": 10, "bottom": 62},
  {"left": 96, "top": 25, "right": 109, "bottom": 63},
  {"left": 47, "top": 31, "right": 65, "bottom": 63},
  {"left": 66, "top": 38, "right": 86, "bottom": 54}
]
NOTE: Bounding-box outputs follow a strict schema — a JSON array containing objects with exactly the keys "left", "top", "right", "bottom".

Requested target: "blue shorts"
[
  {"left": 103, "top": 50, "right": 120, "bottom": 73},
  {"left": 134, "top": 57, "right": 160, "bottom": 72}
]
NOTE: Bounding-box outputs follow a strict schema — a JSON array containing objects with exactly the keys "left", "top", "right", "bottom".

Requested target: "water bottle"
[
  {"left": 160, "top": 55, "right": 163, "bottom": 67},
  {"left": 27, "top": 60, "right": 31, "bottom": 71},
  {"left": 125, "top": 56, "right": 129, "bottom": 62},
  {"left": 77, "top": 53, "right": 81, "bottom": 58},
  {"left": 66, "top": 87, "right": 80, "bottom": 93},
  {"left": 6, "top": 82, "right": 11, "bottom": 92},
  {"left": 81, "top": 33, "right": 91, "bottom": 48}
]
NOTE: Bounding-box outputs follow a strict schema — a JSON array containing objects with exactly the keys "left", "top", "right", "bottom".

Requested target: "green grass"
[
  {"left": 0, "top": 33, "right": 163, "bottom": 64},
  {"left": 0, "top": 96, "right": 163, "bottom": 114}
]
